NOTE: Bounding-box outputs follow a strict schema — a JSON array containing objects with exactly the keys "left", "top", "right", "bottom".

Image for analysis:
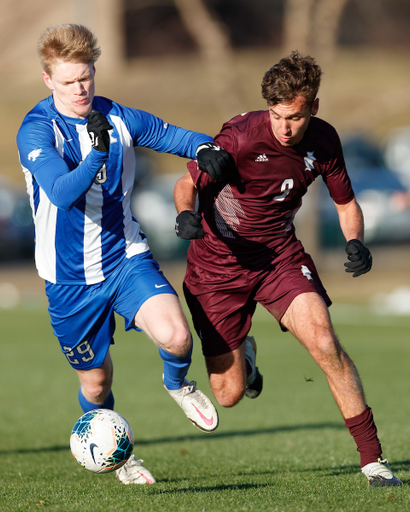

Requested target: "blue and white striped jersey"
[{"left": 17, "top": 95, "right": 212, "bottom": 285}]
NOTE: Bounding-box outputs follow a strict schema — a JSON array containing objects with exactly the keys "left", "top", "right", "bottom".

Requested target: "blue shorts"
[{"left": 45, "top": 252, "right": 177, "bottom": 370}]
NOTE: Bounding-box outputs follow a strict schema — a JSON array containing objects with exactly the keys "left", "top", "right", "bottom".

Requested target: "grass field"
[{"left": 1, "top": 301, "right": 410, "bottom": 511}]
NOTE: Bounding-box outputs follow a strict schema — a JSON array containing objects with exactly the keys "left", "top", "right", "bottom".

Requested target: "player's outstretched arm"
[
  {"left": 334, "top": 198, "right": 372, "bottom": 277},
  {"left": 196, "top": 142, "right": 237, "bottom": 181},
  {"left": 174, "top": 172, "right": 204, "bottom": 240}
]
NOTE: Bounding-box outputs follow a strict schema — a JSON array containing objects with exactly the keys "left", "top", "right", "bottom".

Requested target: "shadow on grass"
[
  {"left": 150, "top": 482, "right": 272, "bottom": 493},
  {"left": 157, "top": 462, "right": 410, "bottom": 486},
  {"left": 0, "top": 421, "right": 345, "bottom": 455},
  {"left": 298, "top": 460, "right": 410, "bottom": 485}
]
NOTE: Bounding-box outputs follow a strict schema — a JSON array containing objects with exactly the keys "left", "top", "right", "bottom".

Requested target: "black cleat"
[
  {"left": 244, "top": 336, "right": 263, "bottom": 399},
  {"left": 245, "top": 366, "right": 263, "bottom": 399}
]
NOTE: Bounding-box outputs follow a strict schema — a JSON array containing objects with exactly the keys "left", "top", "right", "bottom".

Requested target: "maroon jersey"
[{"left": 187, "top": 111, "right": 354, "bottom": 272}]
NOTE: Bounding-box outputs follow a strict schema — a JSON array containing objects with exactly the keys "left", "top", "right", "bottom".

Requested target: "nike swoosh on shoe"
[{"left": 192, "top": 404, "right": 214, "bottom": 426}]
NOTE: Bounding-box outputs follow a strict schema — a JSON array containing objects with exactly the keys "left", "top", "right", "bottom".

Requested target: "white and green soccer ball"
[{"left": 70, "top": 409, "right": 134, "bottom": 473}]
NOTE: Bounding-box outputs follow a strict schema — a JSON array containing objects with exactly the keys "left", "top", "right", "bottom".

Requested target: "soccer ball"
[{"left": 70, "top": 409, "right": 134, "bottom": 473}]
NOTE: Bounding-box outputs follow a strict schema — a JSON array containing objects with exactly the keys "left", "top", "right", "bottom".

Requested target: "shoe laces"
[
  {"left": 126, "top": 456, "right": 145, "bottom": 469},
  {"left": 181, "top": 380, "right": 197, "bottom": 395},
  {"left": 181, "top": 380, "right": 209, "bottom": 408}
]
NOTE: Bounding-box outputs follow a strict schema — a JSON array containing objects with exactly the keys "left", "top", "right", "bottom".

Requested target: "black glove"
[
  {"left": 175, "top": 210, "right": 204, "bottom": 240},
  {"left": 87, "top": 110, "right": 113, "bottom": 152},
  {"left": 196, "top": 142, "right": 236, "bottom": 181},
  {"left": 344, "top": 239, "right": 372, "bottom": 277}
]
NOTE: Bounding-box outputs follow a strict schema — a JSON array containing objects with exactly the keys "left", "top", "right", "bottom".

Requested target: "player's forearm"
[
  {"left": 334, "top": 198, "right": 364, "bottom": 242},
  {"left": 34, "top": 150, "right": 108, "bottom": 211},
  {"left": 173, "top": 173, "right": 198, "bottom": 213},
  {"left": 135, "top": 110, "right": 212, "bottom": 160}
]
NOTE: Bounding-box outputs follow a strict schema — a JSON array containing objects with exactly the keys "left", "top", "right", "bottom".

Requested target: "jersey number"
[
  {"left": 63, "top": 341, "right": 95, "bottom": 365},
  {"left": 94, "top": 164, "right": 107, "bottom": 184},
  {"left": 273, "top": 179, "right": 294, "bottom": 201}
]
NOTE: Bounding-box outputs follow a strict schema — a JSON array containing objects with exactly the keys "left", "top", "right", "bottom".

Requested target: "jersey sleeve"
[
  {"left": 321, "top": 133, "right": 355, "bottom": 205},
  {"left": 119, "top": 106, "right": 212, "bottom": 159},
  {"left": 17, "top": 118, "right": 107, "bottom": 211}
]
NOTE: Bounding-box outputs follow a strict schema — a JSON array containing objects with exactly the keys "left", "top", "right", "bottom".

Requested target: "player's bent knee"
[
  {"left": 160, "top": 324, "right": 192, "bottom": 356},
  {"left": 219, "top": 395, "right": 244, "bottom": 408},
  {"left": 83, "top": 382, "right": 112, "bottom": 404},
  {"left": 308, "top": 329, "right": 340, "bottom": 357},
  {"left": 211, "top": 381, "right": 245, "bottom": 408},
  {"left": 215, "top": 390, "right": 245, "bottom": 408}
]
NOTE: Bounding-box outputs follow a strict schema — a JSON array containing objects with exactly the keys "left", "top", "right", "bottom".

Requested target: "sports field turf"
[{"left": 1, "top": 301, "right": 410, "bottom": 511}]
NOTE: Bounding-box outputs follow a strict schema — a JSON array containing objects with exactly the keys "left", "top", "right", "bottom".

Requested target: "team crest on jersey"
[
  {"left": 301, "top": 265, "right": 313, "bottom": 280},
  {"left": 28, "top": 148, "right": 42, "bottom": 161},
  {"left": 304, "top": 151, "right": 316, "bottom": 172}
]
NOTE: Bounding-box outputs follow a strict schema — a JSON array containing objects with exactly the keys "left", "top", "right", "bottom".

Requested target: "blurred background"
[{"left": 1, "top": 0, "right": 410, "bottom": 313}]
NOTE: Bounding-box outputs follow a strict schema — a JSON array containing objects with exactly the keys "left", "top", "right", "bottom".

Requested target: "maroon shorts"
[{"left": 183, "top": 248, "right": 331, "bottom": 357}]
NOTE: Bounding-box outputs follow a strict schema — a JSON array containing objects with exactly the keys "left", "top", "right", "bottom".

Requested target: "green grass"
[{"left": 1, "top": 302, "right": 410, "bottom": 511}]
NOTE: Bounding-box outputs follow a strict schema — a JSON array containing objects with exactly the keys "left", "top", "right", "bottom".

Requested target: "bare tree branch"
[
  {"left": 282, "top": 0, "right": 316, "bottom": 53},
  {"left": 311, "top": 0, "right": 350, "bottom": 66},
  {"left": 282, "top": 0, "right": 350, "bottom": 266},
  {"left": 282, "top": 0, "right": 349, "bottom": 65},
  {"left": 174, "top": 0, "right": 241, "bottom": 120}
]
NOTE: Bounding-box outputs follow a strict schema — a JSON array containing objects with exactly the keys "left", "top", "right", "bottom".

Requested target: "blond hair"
[{"left": 37, "top": 24, "right": 101, "bottom": 75}]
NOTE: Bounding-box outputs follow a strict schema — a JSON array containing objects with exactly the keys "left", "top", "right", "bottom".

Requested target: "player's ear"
[
  {"left": 311, "top": 98, "right": 319, "bottom": 116},
  {"left": 42, "top": 71, "right": 53, "bottom": 91}
]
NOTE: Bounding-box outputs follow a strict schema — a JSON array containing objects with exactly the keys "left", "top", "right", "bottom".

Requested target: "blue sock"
[
  {"left": 78, "top": 388, "right": 115, "bottom": 414},
  {"left": 159, "top": 342, "right": 193, "bottom": 390}
]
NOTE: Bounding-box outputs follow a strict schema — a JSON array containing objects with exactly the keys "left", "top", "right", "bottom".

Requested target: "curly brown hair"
[
  {"left": 261, "top": 51, "right": 322, "bottom": 107},
  {"left": 37, "top": 24, "right": 101, "bottom": 76}
]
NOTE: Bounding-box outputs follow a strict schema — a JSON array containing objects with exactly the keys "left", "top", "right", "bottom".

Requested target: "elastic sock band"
[
  {"left": 78, "top": 388, "right": 115, "bottom": 414},
  {"left": 160, "top": 342, "right": 193, "bottom": 390}
]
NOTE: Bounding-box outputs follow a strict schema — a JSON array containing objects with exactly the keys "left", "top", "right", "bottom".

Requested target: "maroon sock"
[{"left": 345, "top": 405, "right": 382, "bottom": 467}]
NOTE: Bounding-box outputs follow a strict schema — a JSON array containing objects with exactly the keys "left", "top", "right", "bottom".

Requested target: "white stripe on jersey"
[
  {"left": 36, "top": 189, "right": 58, "bottom": 282},
  {"left": 77, "top": 124, "right": 104, "bottom": 285},
  {"left": 23, "top": 119, "right": 66, "bottom": 283},
  {"left": 110, "top": 115, "right": 149, "bottom": 259},
  {"left": 22, "top": 164, "right": 58, "bottom": 283}
]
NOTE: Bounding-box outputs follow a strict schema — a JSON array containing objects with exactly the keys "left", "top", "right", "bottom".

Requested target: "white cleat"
[
  {"left": 361, "top": 458, "right": 402, "bottom": 487},
  {"left": 164, "top": 376, "right": 219, "bottom": 433},
  {"left": 115, "top": 455, "right": 156, "bottom": 485},
  {"left": 244, "top": 336, "right": 263, "bottom": 399}
]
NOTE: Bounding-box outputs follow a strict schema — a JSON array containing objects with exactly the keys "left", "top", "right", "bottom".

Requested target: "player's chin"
[
  {"left": 279, "top": 139, "right": 294, "bottom": 147},
  {"left": 73, "top": 104, "right": 92, "bottom": 119}
]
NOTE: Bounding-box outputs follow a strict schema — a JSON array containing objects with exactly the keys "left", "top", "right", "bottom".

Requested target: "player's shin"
[{"left": 159, "top": 341, "right": 193, "bottom": 390}]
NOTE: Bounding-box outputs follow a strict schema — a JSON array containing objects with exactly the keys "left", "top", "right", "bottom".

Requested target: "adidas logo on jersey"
[{"left": 255, "top": 153, "right": 268, "bottom": 162}]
